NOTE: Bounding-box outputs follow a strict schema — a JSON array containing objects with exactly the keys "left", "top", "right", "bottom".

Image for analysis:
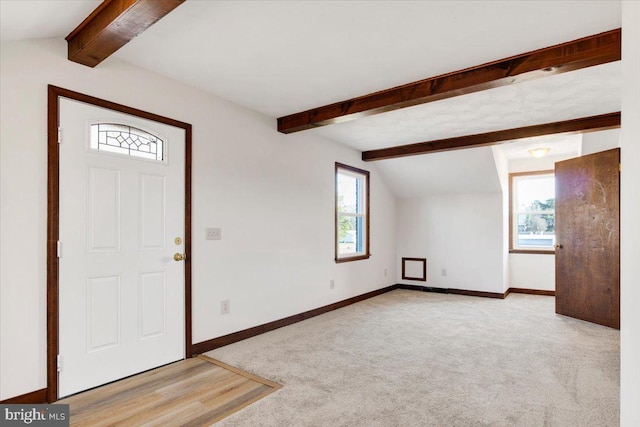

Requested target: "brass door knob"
[
  {"left": 554, "top": 244, "right": 563, "bottom": 249},
  {"left": 174, "top": 253, "right": 186, "bottom": 261}
]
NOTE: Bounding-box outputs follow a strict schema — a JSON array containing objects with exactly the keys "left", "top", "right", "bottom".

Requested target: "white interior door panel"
[{"left": 58, "top": 98, "right": 185, "bottom": 397}]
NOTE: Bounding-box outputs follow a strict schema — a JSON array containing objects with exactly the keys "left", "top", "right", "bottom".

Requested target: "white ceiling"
[
  {"left": 114, "top": 0, "right": 621, "bottom": 118},
  {"left": 0, "top": 1, "right": 101, "bottom": 41},
  {"left": 312, "top": 62, "right": 620, "bottom": 151},
  {"left": 0, "top": 0, "right": 622, "bottom": 198},
  {"left": 497, "top": 134, "right": 583, "bottom": 161}
]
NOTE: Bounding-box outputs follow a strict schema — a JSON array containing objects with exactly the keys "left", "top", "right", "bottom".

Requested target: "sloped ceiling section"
[{"left": 377, "top": 147, "right": 502, "bottom": 198}]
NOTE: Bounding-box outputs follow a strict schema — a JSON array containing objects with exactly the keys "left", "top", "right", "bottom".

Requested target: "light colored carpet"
[{"left": 206, "top": 290, "right": 619, "bottom": 427}]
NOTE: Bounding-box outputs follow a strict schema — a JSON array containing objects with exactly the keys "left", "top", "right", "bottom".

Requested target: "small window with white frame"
[
  {"left": 335, "top": 163, "right": 370, "bottom": 262},
  {"left": 510, "top": 171, "right": 556, "bottom": 252}
]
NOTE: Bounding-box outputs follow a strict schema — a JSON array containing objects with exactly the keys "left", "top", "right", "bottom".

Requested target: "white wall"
[
  {"left": 582, "top": 128, "right": 620, "bottom": 156},
  {"left": 620, "top": 2, "right": 640, "bottom": 425},
  {"left": 397, "top": 194, "right": 504, "bottom": 293},
  {"left": 0, "top": 39, "right": 397, "bottom": 400},
  {"left": 508, "top": 254, "right": 555, "bottom": 291},
  {"left": 491, "top": 147, "right": 510, "bottom": 293}
]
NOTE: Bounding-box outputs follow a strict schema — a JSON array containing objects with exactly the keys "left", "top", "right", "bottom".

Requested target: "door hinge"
[
  {"left": 57, "top": 127, "right": 62, "bottom": 144},
  {"left": 57, "top": 354, "right": 62, "bottom": 372},
  {"left": 619, "top": 163, "right": 621, "bottom": 172},
  {"left": 57, "top": 241, "right": 61, "bottom": 258}
]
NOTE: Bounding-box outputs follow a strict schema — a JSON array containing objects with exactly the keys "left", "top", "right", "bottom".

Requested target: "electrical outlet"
[
  {"left": 329, "top": 279, "right": 335, "bottom": 289},
  {"left": 384, "top": 268, "right": 388, "bottom": 277},
  {"left": 220, "top": 300, "right": 230, "bottom": 314},
  {"left": 206, "top": 228, "right": 222, "bottom": 240},
  {"left": 441, "top": 268, "right": 447, "bottom": 277}
]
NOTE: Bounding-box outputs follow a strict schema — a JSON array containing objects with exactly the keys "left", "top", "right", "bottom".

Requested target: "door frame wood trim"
[
  {"left": 46, "top": 85, "right": 192, "bottom": 402},
  {"left": 0, "top": 388, "right": 48, "bottom": 404}
]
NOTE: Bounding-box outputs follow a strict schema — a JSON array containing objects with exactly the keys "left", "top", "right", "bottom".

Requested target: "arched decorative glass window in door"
[{"left": 90, "top": 123, "right": 165, "bottom": 162}]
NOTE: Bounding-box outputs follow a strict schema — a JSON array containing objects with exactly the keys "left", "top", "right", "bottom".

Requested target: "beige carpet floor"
[{"left": 206, "top": 290, "right": 619, "bottom": 427}]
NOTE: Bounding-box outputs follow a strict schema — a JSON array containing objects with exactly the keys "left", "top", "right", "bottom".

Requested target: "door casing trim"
[{"left": 47, "top": 85, "right": 193, "bottom": 402}]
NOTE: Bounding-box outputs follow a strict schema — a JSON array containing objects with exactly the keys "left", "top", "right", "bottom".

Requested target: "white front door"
[{"left": 58, "top": 98, "right": 185, "bottom": 397}]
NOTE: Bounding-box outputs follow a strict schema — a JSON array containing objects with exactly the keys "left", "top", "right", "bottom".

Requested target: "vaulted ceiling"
[{"left": 0, "top": 0, "right": 622, "bottom": 197}]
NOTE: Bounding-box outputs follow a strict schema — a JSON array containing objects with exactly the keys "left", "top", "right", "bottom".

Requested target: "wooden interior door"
[{"left": 555, "top": 148, "right": 620, "bottom": 329}]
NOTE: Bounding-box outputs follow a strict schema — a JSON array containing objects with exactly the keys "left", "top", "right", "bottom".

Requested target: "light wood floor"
[{"left": 57, "top": 355, "right": 282, "bottom": 426}]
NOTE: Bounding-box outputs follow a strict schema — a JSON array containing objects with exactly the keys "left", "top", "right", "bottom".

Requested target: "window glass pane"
[
  {"left": 337, "top": 215, "right": 357, "bottom": 255},
  {"left": 512, "top": 173, "right": 556, "bottom": 250},
  {"left": 517, "top": 213, "right": 555, "bottom": 248},
  {"left": 90, "top": 123, "right": 165, "bottom": 162},
  {"left": 337, "top": 173, "right": 359, "bottom": 214},
  {"left": 337, "top": 215, "right": 366, "bottom": 256},
  {"left": 516, "top": 176, "right": 555, "bottom": 213}
]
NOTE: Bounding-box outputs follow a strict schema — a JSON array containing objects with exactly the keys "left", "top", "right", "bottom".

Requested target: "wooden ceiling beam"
[
  {"left": 66, "top": 0, "right": 185, "bottom": 68},
  {"left": 361, "top": 112, "right": 621, "bottom": 161},
  {"left": 278, "top": 29, "right": 621, "bottom": 134}
]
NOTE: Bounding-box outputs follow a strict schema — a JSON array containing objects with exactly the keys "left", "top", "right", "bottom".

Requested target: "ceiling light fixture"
[{"left": 528, "top": 147, "right": 551, "bottom": 158}]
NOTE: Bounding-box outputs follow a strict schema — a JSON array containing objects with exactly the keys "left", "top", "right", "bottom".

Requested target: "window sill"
[
  {"left": 335, "top": 254, "right": 371, "bottom": 263},
  {"left": 509, "top": 249, "right": 555, "bottom": 255}
]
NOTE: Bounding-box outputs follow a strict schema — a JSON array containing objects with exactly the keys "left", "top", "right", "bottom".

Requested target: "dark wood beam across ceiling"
[
  {"left": 66, "top": 0, "right": 185, "bottom": 67},
  {"left": 277, "top": 29, "right": 621, "bottom": 134},
  {"left": 361, "top": 112, "right": 621, "bottom": 161}
]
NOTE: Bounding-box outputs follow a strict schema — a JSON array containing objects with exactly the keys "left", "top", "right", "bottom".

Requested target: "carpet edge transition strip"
[
  {"left": 197, "top": 355, "right": 283, "bottom": 390},
  {"left": 196, "top": 355, "right": 282, "bottom": 425}
]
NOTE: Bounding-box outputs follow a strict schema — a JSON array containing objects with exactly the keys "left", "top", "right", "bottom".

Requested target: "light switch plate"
[{"left": 206, "top": 228, "right": 221, "bottom": 240}]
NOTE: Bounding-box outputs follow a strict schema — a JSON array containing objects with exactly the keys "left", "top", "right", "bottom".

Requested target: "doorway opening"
[{"left": 47, "top": 85, "right": 192, "bottom": 402}]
